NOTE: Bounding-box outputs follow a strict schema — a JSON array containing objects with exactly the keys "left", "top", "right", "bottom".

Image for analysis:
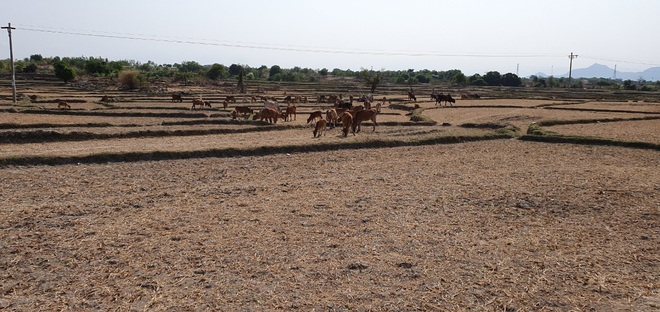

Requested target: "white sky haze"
[{"left": 2, "top": 0, "right": 659, "bottom": 77}]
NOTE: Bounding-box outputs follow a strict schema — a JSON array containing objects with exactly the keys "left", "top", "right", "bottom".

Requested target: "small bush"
[
  {"left": 54, "top": 62, "right": 76, "bottom": 83},
  {"left": 118, "top": 70, "right": 146, "bottom": 90}
]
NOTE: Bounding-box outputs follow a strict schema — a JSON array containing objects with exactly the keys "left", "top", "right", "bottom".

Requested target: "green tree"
[
  {"left": 622, "top": 79, "right": 636, "bottom": 90},
  {"left": 452, "top": 72, "right": 467, "bottom": 85},
  {"left": 537, "top": 78, "right": 547, "bottom": 88},
  {"left": 85, "top": 58, "right": 110, "bottom": 76},
  {"left": 108, "top": 61, "right": 125, "bottom": 75},
  {"left": 206, "top": 63, "right": 228, "bottom": 80},
  {"left": 483, "top": 71, "right": 502, "bottom": 86},
  {"left": 269, "top": 65, "right": 282, "bottom": 78},
  {"left": 29, "top": 54, "right": 43, "bottom": 62},
  {"left": 53, "top": 61, "right": 76, "bottom": 83},
  {"left": 178, "top": 61, "right": 203, "bottom": 73},
  {"left": 319, "top": 68, "right": 329, "bottom": 76},
  {"left": 501, "top": 73, "right": 522, "bottom": 86},
  {"left": 468, "top": 74, "right": 486, "bottom": 86},
  {"left": 362, "top": 70, "right": 381, "bottom": 93},
  {"left": 228, "top": 64, "right": 243, "bottom": 76},
  {"left": 23, "top": 63, "right": 38, "bottom": 73},
  {"left": 416, "top": 74, "right": 430, "bottom": 83},
  {"left": 255, "top": 65, "right": 268, "bottom": 79}
]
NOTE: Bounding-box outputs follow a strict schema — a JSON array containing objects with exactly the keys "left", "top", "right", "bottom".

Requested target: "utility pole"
[
  {"left": 2, "top": 23, "right": 16, "bottom": 103},
  {"left": 568, "top": 52, "right": 578, "bottom": 89}
]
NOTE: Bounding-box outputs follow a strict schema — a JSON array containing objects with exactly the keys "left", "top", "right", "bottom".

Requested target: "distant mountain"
[
  {"left": 532, "top": 63, "right": 660, "bottom": 81},
  {"left": 570, "top": 64, "right": 615, "bottom": 79}
]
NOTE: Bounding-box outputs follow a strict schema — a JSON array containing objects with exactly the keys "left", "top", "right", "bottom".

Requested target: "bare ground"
[
  {"left": 1, "top": 140, "right": 658, "bottom": 311},
  {"left": 0, "top": 85, "right": 659, "bottom": 311}
]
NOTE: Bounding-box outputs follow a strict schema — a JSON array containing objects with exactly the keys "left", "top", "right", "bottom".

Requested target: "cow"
[
  {"left": 408, "top": 91, "right": 417, "bottom": 102},
  {"left": 434, "top": 94, "right": 447, "bottom": 106},
  {"left": 260, "top": 108, "right": 280, "bottom": 124},
  {"left": 222, "top": 100, "right": 229, "bottom": 110},
  {"left": 191, "top": 99, "right": 206, "bottom": 110},
  {"left": 313, "top": 119, "right": 327, "bottom": 138},
  {"left": 445, "top": 94, "right": 456, "bottom": 106},
  {"left": 335, "top": 100, "right": 352, "bottom": 110},
  {"left": 364, "top": 100, "right": 372, "bottom": 110},
  {"left": 283, "top": 105, "right": 297, "bottom": 121},
  {"left": 172, "top": 93, "right": 183, "bottom": 102},
  {"left": 226, "top": 96, "right": 237, "bottom": 103},
  {"left": 340, "top": 112, "right": 354, "bottom": 137},
  {"left": 57, "top": 101, "right": 71, "bottom": 109},
  {"left": 435, "top": 94, "right": 455, "bottom": 106},
  {"left": 264, "top": 100, "right": 281, "bottom": 113},
  {"left": 307, "top": 110, "right": 324, "bottom": 124},
  {"left": 352, "top": 109, "right": 378, "bottom": 133},
  {"left": 234, "top": 106, "right": 254, "bottom": 118},
  {"left": 350, "top": 105, "right": 365, "bottom": 114},
  {"left": 325, "top": 109, "right": 339, "bottom": 128}
]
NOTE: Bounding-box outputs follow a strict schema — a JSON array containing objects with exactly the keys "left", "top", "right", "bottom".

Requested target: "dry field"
[{"left": 1, "top": 81, "right": 659, "bottom": 311}]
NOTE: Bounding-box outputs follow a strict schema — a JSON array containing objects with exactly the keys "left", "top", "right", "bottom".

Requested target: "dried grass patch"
[
  {"left": 1, "top": 140, "right": 658, "bottom": 310},
  {"left": 544, "top": 119, "right": 660, "bottom": 144},
  {"left": 560, "top": 101, "right": 660, "bottom": 113}
]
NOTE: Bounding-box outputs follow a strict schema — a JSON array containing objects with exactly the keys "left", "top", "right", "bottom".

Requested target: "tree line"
[{"left": 1, "top": 54, "right": 657, "bottom": 92}]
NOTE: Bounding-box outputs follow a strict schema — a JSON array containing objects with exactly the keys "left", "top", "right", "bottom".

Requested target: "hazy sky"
[{"left": 2, "top": 0, "right": 659, "bottom": 77}]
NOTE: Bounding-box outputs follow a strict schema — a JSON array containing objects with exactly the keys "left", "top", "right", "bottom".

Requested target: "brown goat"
[{"left": 313, "top": 119, "right": 327, "bottom": 138}]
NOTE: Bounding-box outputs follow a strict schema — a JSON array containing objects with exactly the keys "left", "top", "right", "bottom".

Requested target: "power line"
[
  {"left": 17, "top": 25, "right": 563, "bottom": 59},
  {"left": 579, "top": 55, "right": 659, "bottom": 67},
  {"left": 17, "top": 24, "right": 659, "bottom": 70}
]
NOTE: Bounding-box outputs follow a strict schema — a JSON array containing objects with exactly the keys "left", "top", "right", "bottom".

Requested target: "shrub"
[
  {"left": 207, "top": 63, "right": 228, "bottom": 80},
  {"left": 53, "top": 61, "right": 76, "bottom": 83},
  {"left": 118, "top": 70, "right": 145, "bottom": 89},
  {"left": 23, "top": 63, "right": 38, "bottom": 73}
]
